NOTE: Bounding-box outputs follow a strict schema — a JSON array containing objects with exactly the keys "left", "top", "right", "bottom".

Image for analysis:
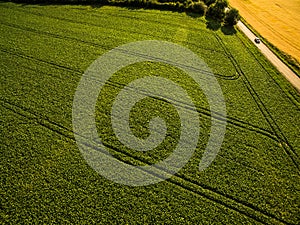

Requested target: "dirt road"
[
  {"left": 229, "top": 0, "right": 300, "bottom": 63},
  {"left": 237, "top": 21, "right": 300, "bottom": 93}
]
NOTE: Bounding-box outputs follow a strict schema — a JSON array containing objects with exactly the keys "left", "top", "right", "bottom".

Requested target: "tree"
[
  {"left": 203, "top": 0, "right": 216, "bottom": 7},
  {"left": 225, "top": 8, "right": 240, "bottom": 26},
  {"left": 207, "top": 0, "right": 228, "bottom": 21},
  {"left": 189, "top": 1, "right": 207, "bottom": 15}
]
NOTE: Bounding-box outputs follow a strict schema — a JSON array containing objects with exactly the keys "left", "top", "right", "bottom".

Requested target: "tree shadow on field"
[
  {"left": 205, "top": 17, "right": 221, "bottom": 31},
  {"left": 205, "top": 16, "right": 237, "bottom": 35},
  {"left": 186, "top": 11, "right": 204, "bottom": 18},
  {"left": 5, "top": 0, "right": 237, "bottom": 35},
  {"left": 221, "top": 25, "right": 237, "bottom": 35}
]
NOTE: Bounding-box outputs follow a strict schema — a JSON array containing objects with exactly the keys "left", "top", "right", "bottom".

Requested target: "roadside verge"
[{"left": 237, "top": 21, "right": 300, "bottom": 93}]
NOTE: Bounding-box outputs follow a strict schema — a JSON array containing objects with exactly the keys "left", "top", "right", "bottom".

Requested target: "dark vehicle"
[{"left": 254, "top": 37, "right": 261, "bottom": 44}]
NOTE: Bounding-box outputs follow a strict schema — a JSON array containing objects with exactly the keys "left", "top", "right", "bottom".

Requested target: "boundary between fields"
[{"left": 236, "top": 21, "right": 300, "bottom": 93}]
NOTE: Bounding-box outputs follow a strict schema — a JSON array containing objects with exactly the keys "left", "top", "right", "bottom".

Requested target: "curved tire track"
[
  {"left": 214, "top": 32, "right": 300, "bottom": 172},
  {"left": 1, "top": 99, "right": 293, "bottom": 225}
]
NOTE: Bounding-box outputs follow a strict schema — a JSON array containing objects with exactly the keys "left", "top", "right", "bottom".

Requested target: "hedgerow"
[{"left": 3, "top": 0, "right": 238, "bottom": 25}]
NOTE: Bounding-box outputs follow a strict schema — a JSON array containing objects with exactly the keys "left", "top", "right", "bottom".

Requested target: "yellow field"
[{"left": 229, "top": 0, "right": 300, "bottom": 63}]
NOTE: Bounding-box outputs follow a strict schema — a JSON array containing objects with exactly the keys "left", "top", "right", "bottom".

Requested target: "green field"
[{"left": 1, "top": 2, "right": 300, "bottom": 224}]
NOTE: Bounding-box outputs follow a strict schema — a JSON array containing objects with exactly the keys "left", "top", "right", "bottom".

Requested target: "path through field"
[
  {"left": 229, "top": 0, "right": 300, "bottom": 63},
  {"left": 237, "top": 21, "right": 300, "bottom": 93}
]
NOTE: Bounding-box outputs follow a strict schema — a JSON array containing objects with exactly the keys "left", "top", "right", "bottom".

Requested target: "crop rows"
[
  {"left": 0, "top": 6, "right": 273, "bottom": 130},
  {"left": 0, "top": 85, "right": 292, "bottom": 225},
  {"left": 1, "top": 2, "right": 299, "bottom": 224},
  {"left": 213, "top": 32, "right": 299, "bottom": 170}
]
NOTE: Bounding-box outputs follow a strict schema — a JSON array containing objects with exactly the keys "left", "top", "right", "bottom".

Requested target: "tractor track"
[
  {"left": 0, "top": 4, "right": 230, "bottom": 59},
  {"left": 0, "top": 20, "right": 239, "bottom": 80},
  {"left": 1, "top": 46, "right": 277, "bottom": 142},
  {"left": 234, "top": 25, "right": 300, "bottom": 106},
  {"left": 1, "top": 3, "right": 298, "bottom": 223},
  {"left": 213, "top": 33, "right": 299, "bottom": 171},
  {"left": 1, "top": 98, "right": 294, "bottom": 225}
]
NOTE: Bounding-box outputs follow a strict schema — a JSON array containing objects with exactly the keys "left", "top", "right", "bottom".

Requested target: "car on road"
[{"left": 254, "top": 37, "right": 261, "bottom": 44}]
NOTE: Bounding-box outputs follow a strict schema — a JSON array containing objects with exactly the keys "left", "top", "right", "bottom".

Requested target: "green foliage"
[
  {"left": 2, "top": 0, "right": 240, "bottom": 27},
  {"left": 203, "top": 0, "right": 215, "bottom": 6},
  {"left": 1, "top": 2, "right": 299, "bottom": 224},
  {"left": 2, "top": 0, "right": 231, "bottom": 18},
  {"left": 224, "top": 8, "right": 240, "bottom": 26},
  {"left": 188, "top": 1, "right": 207, "bottom": 15},
  {"left": 207, "top": 0, "right": 228, "bottom": 21}
]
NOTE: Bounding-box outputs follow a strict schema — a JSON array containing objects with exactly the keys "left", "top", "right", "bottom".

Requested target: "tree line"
[{"left": 6, "top": 0, "right": 240, "bottom": 26}]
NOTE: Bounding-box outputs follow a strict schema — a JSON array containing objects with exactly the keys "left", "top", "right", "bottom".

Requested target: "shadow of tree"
[
  {"left": 186, "top": 11, "right": 204, "bottom": 18},
  {"left": 221, "top": 25, "right": 237, "bottom": 35},
  {"left": 4, "top": 0, "right": 237, "bottom": 35},
  {"left": 205, "top": 15, "right": 237, "bottom": 35},
  {"left": 205, "top": 18, "right": 221, "bottom": 31}
]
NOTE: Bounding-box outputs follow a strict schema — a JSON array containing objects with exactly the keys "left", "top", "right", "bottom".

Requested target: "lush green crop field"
[{"left": 1, "top": 2, "right": 300, "bottom": 224}]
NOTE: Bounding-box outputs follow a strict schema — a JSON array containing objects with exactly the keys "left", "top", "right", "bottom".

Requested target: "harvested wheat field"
[{"left": 229, "top": 0, "right": 300, "bottom": 63}]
